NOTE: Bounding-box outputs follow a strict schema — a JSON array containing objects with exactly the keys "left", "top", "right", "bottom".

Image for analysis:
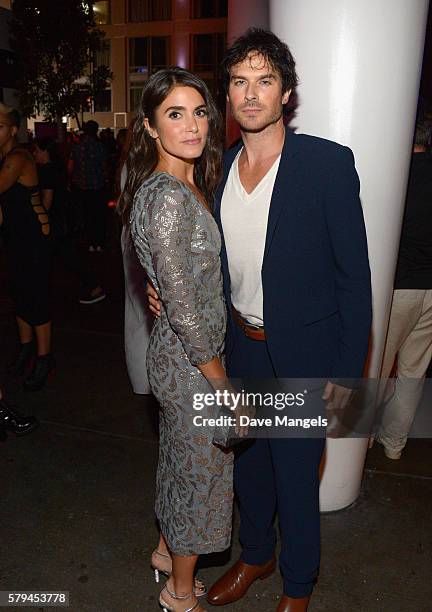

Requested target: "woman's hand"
[
  {"left": 197, "top": 361, "right": 250, "bottom": 439},
  {"left": 146, "top": 281, "right": 161, "bottom": 317}
]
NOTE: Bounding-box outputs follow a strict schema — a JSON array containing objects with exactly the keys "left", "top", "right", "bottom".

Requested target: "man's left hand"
[
  {"left": 322, "top": 381, "right": 354, "bottom": 411},
  {"left": 322, "top": 381, "right": 355, "bottom": 437}
]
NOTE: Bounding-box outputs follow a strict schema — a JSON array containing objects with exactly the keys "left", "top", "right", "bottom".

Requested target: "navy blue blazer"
[{"left": 214, "top": 129, "right": 372, "bottom": 380}]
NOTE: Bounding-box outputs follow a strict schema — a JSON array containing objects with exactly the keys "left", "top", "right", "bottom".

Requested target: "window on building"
[
  {"left": 94, "top": 89, "right": 112, "bottom": 112},
  {"left": 192, "top": 0, "right": 228, "bottom": 19},
  {"left": 191, "top": 32, "right": 226, "bottom": 114},
  {"left": 93, "top": 1, "right": 110, "bottom": 25},
  {"left": 95, "top": 39, "right": 111, "bottom": 69},
  {"left": 0, "top": 49, "right": 18, "bottom": 89},
  {"left": 129, "top": 36, "right": 170, "bottom": 111},
  {"left": 129, "top": 0, "right": 171, "bottom": 22}
]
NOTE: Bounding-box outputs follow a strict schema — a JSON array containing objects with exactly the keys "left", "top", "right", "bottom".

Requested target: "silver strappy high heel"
[
  {"left": 151, "top": 550, "right": 207, "bottom": 597},
  {"left": 159, "top": 584, "right": 204, "bottom": 612}
]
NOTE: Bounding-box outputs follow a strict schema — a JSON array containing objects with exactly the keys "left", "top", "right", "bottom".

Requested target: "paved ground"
[{"left": 0, "top": 238, "right": 431, "bottom": 612}]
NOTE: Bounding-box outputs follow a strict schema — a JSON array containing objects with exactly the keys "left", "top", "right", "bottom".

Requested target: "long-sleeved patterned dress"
[{"left": 130, "top": 172, "right": 233, "bottom": 555}]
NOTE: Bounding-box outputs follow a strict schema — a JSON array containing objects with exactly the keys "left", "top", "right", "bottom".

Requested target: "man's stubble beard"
[{"left": 231, "top": 105, "right": 285, "bottom": 134}]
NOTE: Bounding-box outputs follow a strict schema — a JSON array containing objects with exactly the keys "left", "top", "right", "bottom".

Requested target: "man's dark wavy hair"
[{"left": 221, "top": 28, "right": 298, "bottom": 95}]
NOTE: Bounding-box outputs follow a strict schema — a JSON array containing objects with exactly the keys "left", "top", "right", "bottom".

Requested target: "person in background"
[
  {"left": 115, "top": 127, "right": 128, "bottom": 153},
  {"left": 100, "top": 127, "right": 117, "bottom": 198},
  {"left": 69, "top": 120, "right": 108, "bottom": 252},
  {"left": 0, "top": 103, "right": 55, "bottom": 392},
  {"left": 114, "top": 128, "right": 129, "bottom": 197},
  {"left": 117, "top": 121, "right": 152, "bottom": 395},
  {"left": 33, "top": 138, "right": 106, "bottom": 305},
  {"left": 374, "top": 119, "right": 432, "bottom": 459}
]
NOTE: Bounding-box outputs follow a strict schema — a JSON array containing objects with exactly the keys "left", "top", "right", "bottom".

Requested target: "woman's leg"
[
  {"left": 152, "top": 532, "right": 172, "bottom": 576},
  {"left": 157, "top": 533, "right": 170, "bottom": 556},
  {"left": 23, "top": 321, "right": 54, "bottom": 391},
  {"left": 170, "top": 553, "right": 198, "bottom": 595},
  {"left": 152, "top": 533, "right": 207, "bottom": 598},
  {"left": 7, "top": 317, "right": 35, "bottom": 376},
  {"left": 161, "top": 553, "right": 203, "bottom": 611},
  {"left": 16, "top": 316, "right": 33, "bottom": 344},
  {"left": 34, "top": 321, "right": 52, "bottom": 356}
]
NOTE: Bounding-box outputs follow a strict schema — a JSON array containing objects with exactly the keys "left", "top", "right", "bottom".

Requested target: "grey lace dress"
[{"left": 130, "top": 172, "right": 233, "bottom": 556}]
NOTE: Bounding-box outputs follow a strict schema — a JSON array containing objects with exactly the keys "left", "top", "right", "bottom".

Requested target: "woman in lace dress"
[{"left": 118, "top": 69, "right": 233, "bottom": 612}]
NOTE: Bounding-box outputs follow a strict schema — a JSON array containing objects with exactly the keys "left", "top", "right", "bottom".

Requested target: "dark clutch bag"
[{"left": 212, "top": 404, "right": 252, "bottom": 449}]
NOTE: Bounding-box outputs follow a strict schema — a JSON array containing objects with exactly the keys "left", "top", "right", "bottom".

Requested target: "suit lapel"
[{"left": 262, "top": 129, "right": 300, "bottom": 266}]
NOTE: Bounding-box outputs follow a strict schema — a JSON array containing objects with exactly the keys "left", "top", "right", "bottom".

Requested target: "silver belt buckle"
[{"left": 243, "top": 318, "right": 263, "bottom": 330}]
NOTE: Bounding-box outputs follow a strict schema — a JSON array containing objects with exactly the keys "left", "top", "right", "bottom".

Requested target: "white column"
[
  {"left": 226, "top": 0, "right": 269, "bottom": 144},
  {"left": 270, "top": 0, "right": 429, "bottom": 510}
]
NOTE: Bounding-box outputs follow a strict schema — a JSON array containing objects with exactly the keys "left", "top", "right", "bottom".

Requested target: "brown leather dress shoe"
[
  {"left": 276, "top": 595, "right": 310, "bottom": 611},
  {"left": 207, "top": 557, "right": 276, "bottom": 606}
]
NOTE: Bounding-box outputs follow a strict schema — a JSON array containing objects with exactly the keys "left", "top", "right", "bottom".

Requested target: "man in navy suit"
[{"left": 205, "top": 29, "right": 372, "bottom": 612}]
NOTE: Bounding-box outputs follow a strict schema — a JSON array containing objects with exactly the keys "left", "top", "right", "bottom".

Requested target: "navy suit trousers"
[{"left": 227, "top": 321, "right": 325, "bottom": 598}]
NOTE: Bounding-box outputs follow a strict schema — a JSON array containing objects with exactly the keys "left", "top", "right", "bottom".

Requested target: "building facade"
[
  {"left": 0, "top": 0, "right": 18, "bottom": 108},
  {"left": 74, "top": 0, "right": 228, "bottom": 130}
]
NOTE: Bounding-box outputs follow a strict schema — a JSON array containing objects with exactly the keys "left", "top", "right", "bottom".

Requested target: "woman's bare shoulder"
[{"left": 7, "top": 147, "right": 33, "bottom": 163}]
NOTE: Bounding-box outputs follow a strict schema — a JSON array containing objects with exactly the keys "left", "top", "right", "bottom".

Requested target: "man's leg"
[
  {"left": 58, "top": 236, "right": 104, "bottom": 299},
  {"left": 378, "top": 289, "right": 432, "bottom": 457},
  {"left": 271, "top": 437, "right": 325, "bottom": 598},
  {"left": 376, "top": 289, "right": 422, "bottom": 406},
  {"left": 94, "top": 187, "right": 108, "bottom": 249},
  {"left": 229, "top": 327, "right": 278, "bottom": 563},
  {"left": 207, "top": 328, "right": 277, "bottom": 605},
  {"left": 83, "top": 189, "right": 98, "bottom": 249},
  {"left": 76, "top": 188, "right": 92, "bottom": 247},
  {"left": 235, "top": 437, "right": 277, "bottom": 565}
]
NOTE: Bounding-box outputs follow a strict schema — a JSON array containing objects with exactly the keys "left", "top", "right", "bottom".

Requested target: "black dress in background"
[{"left": 0, "top": 173, "right": 51, "bottom": 326}]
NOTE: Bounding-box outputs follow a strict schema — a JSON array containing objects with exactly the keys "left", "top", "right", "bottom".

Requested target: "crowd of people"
[
  {"left": 0, "top": 25, "right": 430, "bottom": 612},
  {"left": 0, "top": 109, "right": 129, "bottom": 439}
]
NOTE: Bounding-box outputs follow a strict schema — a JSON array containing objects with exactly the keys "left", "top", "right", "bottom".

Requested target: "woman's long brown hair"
[{"left": 117, "top": 67, "right": 223, "bottom": 225}]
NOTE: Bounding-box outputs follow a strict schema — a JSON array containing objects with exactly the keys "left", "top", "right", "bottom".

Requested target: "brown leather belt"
[{"left": 232, "top": 306, "right": 266, "bottom": 341}]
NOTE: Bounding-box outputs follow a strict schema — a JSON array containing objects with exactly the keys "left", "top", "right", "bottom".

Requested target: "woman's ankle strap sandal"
[
  {"left": 151, "top": 549, "right": 206, "bottom": 597},
  {"left": 159, "top": 584, "right": 202, "bottom": 612}
]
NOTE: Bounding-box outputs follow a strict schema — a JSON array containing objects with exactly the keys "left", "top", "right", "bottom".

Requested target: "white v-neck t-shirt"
[{"left": 221, "top": 148, "right": 281, "bottom": 326}]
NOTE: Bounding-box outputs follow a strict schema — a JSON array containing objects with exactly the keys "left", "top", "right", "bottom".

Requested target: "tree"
[{"left": 9, "top": 0, "right": 113, "bottom": 130}]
